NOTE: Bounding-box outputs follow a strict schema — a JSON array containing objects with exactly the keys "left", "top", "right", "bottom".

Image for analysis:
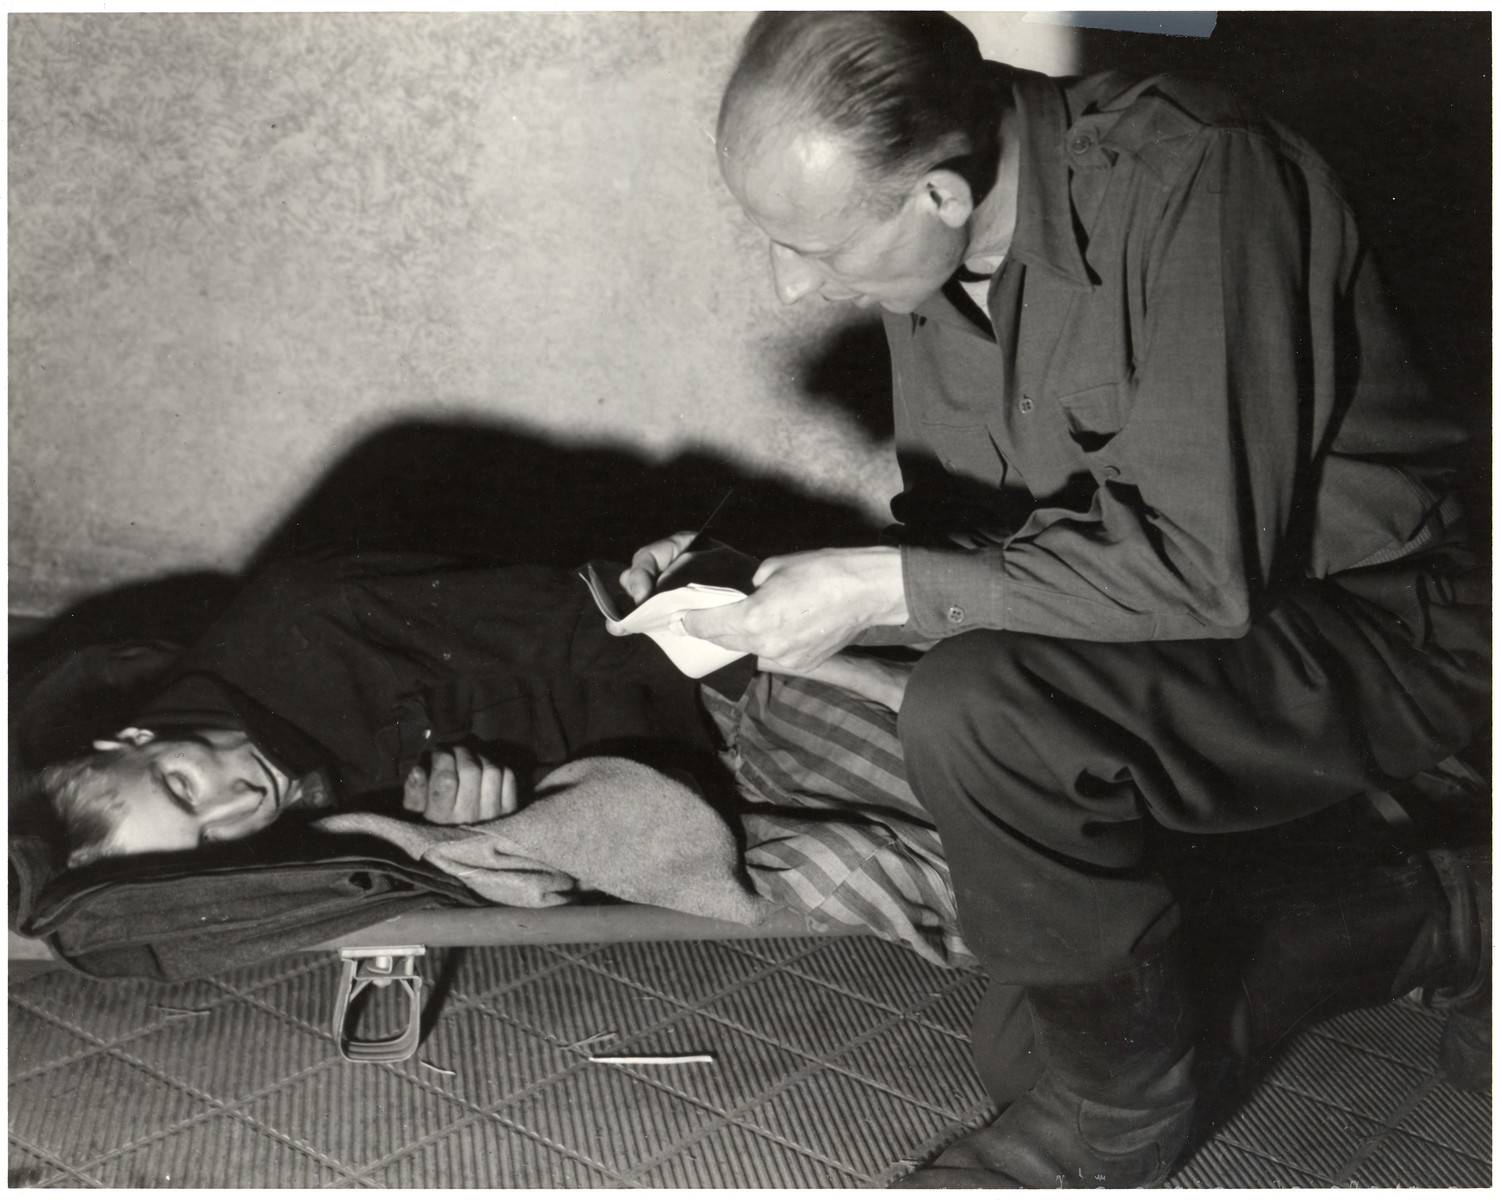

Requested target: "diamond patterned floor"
[{"left": 9, "top": 936, "right": 1491, "bottom": 1187}]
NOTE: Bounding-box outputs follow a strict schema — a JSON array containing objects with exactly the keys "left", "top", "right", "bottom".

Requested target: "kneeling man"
[{"left": 626, "top": 12, "right": 1490, "bottom": 1186}]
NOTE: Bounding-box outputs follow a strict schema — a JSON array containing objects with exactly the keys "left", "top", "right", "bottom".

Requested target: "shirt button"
[
  {"left": 1070, "top": 134, "right": 1092, "bottom": 154},
  {"left": 1018, "top": 395, "right": 1035, "bottom": 414},
  {"left": 947, "top": 605, "right": 966, "bottom": 624}
]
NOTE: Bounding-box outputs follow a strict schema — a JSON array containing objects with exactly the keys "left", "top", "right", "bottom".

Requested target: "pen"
[{"left": 687, "top": 487, "right": 734, "bottom": 551}]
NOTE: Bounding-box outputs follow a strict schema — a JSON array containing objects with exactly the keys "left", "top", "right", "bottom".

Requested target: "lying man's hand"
[
  {"left": 403, "top": 746, "right": 519, "bottom": 825},
  {"left": 679, "top": 547, "right": 908, "bottom": 672}
]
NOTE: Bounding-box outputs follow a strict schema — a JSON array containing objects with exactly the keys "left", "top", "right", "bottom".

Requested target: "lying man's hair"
[{"left": 39, "top": 749, "right": 133, "bottom": 869}]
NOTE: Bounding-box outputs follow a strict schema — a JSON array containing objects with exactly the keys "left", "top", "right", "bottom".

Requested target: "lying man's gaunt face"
[{"left": 91, "top": 728, "right": 301, "bottom": 855}]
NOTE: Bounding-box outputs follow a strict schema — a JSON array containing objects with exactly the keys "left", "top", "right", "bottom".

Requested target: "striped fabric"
[{"left": 701, "top": 673, "right": 975, "bottom": 968}]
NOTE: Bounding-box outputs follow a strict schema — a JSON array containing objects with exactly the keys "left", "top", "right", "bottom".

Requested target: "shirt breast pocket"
[
  {"left": 920, "top": 420, "right": 1006, "bottom": 488},
  {"left": 1054, "top": 382, "right": 1129, "bottom": 455}
]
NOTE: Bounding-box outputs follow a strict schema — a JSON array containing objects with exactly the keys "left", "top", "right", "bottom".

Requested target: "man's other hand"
[
  {"left": 619, "top": 530, "right": 699, "bottom": 605},
  {"left": 680, "top": 546, "right": 908, "bottom": 671},
  {"left": 403, "top": 746, "right": 518, "bottom": 825}
]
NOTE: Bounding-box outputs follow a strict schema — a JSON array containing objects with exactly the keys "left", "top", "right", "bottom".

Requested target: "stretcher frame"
[
  {"left": 9, "top": 903, "right": 851, "bottom": 1060},
  {"left": 8, "top": 618, "right": 851, "bottom": 1054}
]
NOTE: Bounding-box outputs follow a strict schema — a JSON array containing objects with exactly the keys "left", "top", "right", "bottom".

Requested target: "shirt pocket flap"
[
  {"left": 1055, "top": 382, "right": 1128, "bottom": 454},
  {"left": 918, "top": 420, "right": 1006, "bottom": 487}
]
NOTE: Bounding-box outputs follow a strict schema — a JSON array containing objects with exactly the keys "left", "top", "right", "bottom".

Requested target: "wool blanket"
[{"left": 316, "top": 755, "right": 775, "bottom": 927}]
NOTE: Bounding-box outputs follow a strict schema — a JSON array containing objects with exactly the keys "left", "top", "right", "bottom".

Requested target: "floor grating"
[{"left": 9, "top": 935, "right": 1491, "bottom": 1187}]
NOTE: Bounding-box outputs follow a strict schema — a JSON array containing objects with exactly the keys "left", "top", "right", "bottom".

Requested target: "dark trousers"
[{"left": 898, "top": 559, "right": 1488, "bottom": 988}]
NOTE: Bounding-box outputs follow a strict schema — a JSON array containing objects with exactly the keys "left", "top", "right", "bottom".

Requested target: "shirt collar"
[
  {"left": 908, "top": 65, "right": 1093, "bottom": 335},
  {"left": 1005, "top": 66, "right": 1094, "bottom": 290}
]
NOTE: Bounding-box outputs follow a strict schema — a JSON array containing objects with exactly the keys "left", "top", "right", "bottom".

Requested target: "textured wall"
[{"left": 8, "top": 12, "right": 1071, "bottom": 614}]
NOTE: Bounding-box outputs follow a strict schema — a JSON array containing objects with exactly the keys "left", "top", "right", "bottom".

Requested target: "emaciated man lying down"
[
  {"left": 27, "top": 549, "right": 966, "bottom": 965},
  {"left": 17, "top": 549, "right": 1489, "bottom": 1144}
]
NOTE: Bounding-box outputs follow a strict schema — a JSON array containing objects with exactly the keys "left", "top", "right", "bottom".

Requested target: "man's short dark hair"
[
  {"left": 719, "top": 11, "right": 1003, "bottom": 216},
  {"left": 40, "top": 748, "right": 132, "bottom": 868}
]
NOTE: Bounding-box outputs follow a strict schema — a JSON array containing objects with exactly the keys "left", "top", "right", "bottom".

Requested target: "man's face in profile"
[
  {"left": 84, "top": 728, "right": 297, "bottom": 859},
  {"left": 718, "top": 109, "right": 969, "bottom": 315}
]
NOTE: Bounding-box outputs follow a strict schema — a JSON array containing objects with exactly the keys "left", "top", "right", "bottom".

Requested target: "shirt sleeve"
[{"left": 903, "top": 126, "right": 1354, "bottom": 643}]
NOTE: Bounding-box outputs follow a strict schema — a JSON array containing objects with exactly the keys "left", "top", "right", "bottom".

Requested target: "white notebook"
[{"left": 578, "top": 551, "right": 755, "bottom": 678}]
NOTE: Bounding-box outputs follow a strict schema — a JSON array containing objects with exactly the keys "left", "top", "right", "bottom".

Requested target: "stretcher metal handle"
[{"left": 332, "top": 946, "right": 426, "bottom": 1063}]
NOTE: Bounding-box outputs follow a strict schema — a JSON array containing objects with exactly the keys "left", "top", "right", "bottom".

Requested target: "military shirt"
[{"left": 887, "top": 67, "right": 1465, "bottom": 642}]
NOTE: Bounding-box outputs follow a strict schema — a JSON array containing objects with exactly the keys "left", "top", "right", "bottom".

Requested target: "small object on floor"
[
  {"left": 588, "top": 1053, "right": 716, "bottom": 1065},
  {"left": 570, "top": 1031, "right": 617, "bottom": 1047}
]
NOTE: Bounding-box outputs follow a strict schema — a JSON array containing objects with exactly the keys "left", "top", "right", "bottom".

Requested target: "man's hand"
[
  {"left": 403, "top": 746, "right": 518, "bottom": 825},
  {"left": 679, "top": 546, "right": 907, "bottom": 672},
  {"left": 619, "top": 530, "right": 698, "bottom": 605}
]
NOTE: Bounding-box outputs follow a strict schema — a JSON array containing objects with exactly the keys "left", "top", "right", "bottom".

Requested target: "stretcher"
[
  {"left": 9, "top": 617, "right": 853, "bottom": 1061},
  {"left": 9, "top": 901, "right": 850, "bottom": 1061}
]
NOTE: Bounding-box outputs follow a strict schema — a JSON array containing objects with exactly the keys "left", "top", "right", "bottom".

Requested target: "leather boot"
[
  {"left": 894, "top": 945, "right": 1196, "bottom": 1188},
  {"left": 1225, "top": 844, "right": 1490, "bottom": 1090},
  {"left": 1426, "top": 845, "right": 1490, "bottom": 1091},
  {"left": 969, "top": 981, "right": 1043, "bottom": 1108}
]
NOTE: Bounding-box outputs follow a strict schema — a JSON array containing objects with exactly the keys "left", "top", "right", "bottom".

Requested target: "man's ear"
[
  {"left": 92, "top": 727, "right": 156, "bottom": 752},
  {"left": 919, "top": 168, "right": 975, "bottom": 229}
]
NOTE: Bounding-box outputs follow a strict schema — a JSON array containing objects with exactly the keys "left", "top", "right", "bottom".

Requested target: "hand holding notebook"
[{"left": 579, "top": 541, "right": 760, "bottom": 678}]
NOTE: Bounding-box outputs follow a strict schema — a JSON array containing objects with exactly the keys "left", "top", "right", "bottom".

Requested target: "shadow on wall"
[
  {"left": 10, "top": 418, "right": 885, "bottom": 807},
  {"left": 1072, "top": 12, "right": 1492, "bottom": 538},
  {"left": 795, "top": 318, "right": 896, "bottom": 444},
  {"left": 247, "top": 419, "right": 885, "bottom": 573},
  {"left": 12, "top": 418, "right": 885, "bottom": 679},
  {"left": 17, "top": 414, "right": 883, "bottom": 657}
]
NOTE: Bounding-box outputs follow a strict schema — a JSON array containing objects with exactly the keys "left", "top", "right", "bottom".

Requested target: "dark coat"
[{"left": 139, "top": 550, "right": 729, "bottom": 809}]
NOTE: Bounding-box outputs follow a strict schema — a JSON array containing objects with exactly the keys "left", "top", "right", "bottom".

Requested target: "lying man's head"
[{"left": 41, "top": 727, "right": 297, "bottom": 867}]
